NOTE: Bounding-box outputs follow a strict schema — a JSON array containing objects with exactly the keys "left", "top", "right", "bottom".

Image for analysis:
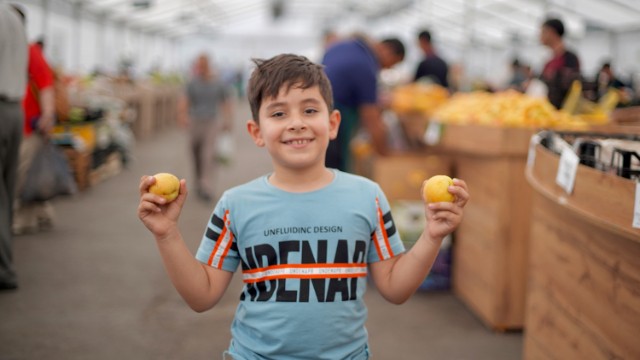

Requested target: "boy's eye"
[
  {"left": 271, "top": 111, "right": 285, "bottom": 118},
  {"left": 304, "top": 108, "right": 319, "bottom": 114}
]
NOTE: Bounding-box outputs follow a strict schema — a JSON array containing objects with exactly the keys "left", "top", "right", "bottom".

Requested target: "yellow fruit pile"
[
  {"left": 562, "top": 80, "right": 619, "bottom": 125},
  {"left": 431, "top": 90, "right": 598, "bottom": 129},
  {"left": 391, "top": 83, "right": 450, "bottom": 117}
]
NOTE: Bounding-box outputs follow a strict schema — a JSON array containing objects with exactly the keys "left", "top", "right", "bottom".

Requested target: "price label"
[
  {"left": 556, "top": 147, "right": 579, "bottom": 194},
  {"left": 423, "top": 122, "right": 442, "bottom": 146},
  {"left": 527, "top": 134, "right": 539, "bottom": 169},
  {"left": 633, "top": 182, "right": 640, "bottom": 229}
]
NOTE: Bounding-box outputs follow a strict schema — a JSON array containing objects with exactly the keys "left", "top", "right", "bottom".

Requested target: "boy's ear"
[
  {"left": 246, "top": 119, "right": 265, "bottom": 147},
  {"left": 329, "top": 109, "right": 341, "bottom": 140}
]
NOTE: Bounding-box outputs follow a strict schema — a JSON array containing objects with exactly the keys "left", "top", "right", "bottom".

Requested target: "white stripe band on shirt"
[
  {"left": 242, "top": 265, "right": 368, "bottom": 283},
  {"left": 374, "top": 227, "right": 391, "bottom": 260}
]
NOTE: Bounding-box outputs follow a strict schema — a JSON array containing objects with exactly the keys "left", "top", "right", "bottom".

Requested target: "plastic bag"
[
  {"left": 216, "top": 132, "right": 234, "bottom": 166},
  {"left": 20, "top": 138, "right": 78, "bottom": 203}
]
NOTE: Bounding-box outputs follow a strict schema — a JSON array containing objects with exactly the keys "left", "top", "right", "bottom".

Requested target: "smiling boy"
[{"left": 137, "top": 54, "right": 469, "bottom": 359}]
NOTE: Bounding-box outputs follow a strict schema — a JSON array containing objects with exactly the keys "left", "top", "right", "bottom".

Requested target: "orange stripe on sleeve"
[
  {"left": 371, "top": 232, "right": 384, "bottom": 261},
  {"left": 207, "top": 210, "right": 229, "bottom": 266}
]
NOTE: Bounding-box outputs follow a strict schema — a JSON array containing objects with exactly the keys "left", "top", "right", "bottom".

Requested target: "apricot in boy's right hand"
[{"left": 148, "top": 172, "right": 180, "bottom": 202}]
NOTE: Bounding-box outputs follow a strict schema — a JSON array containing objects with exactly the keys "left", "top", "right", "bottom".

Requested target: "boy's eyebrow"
[
  {"left": 300, "top": 98, "right": 322, "bottom": 105},
  {"left": 264, "top": 98, "right": 322, "bottom": 111},
  {"left": 264, "top": 101, "right": 287, "bottom": 110}
]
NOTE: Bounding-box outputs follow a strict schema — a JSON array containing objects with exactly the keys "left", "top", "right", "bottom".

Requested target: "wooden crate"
[
  {"left": 438, "top": 124, "right": 536, "bottom": 330},
  {"left": 62, "top": 147, "right": 92, "bottom": 191},
  {"left": 523, "top": 144, "right": 640, "bottom": 359}
]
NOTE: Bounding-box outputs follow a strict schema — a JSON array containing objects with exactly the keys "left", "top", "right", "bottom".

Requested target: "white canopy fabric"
[
  {"left": 72, "top": 0, "right": 640, "bottom": 42},
  {"left": 8, "top": 0, "right": 640, "bottom": 81}
]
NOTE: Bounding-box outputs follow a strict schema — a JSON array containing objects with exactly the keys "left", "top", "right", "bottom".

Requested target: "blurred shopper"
[
  {"left": 322, "top": 29, "right": 339, "bottom": 50},
  {"left": 595, "top": 62, "right": 626, "bottom": 99},
  {"left": 0, "top": 4, "right": 28, "bottom": 290},
  {"left": 539, "top": 17, "right": 581, "bottom": 109},
  {"left": 414, "top": 29, "right": 449, "bottom": 88},
  {"left": 178, "top": 53, "right": 233, "bottom": 202},
  {"left": 322, "top": 34, "right": 405, "bottom": 172},
  {"left": 11, "top": 6, "right": 57, "bottom": 236},
  {"left": 508, "top": 58, "right": 528, "bottom": 92}
]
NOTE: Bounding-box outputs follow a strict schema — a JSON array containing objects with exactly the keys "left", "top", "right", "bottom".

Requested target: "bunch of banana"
[{"left": 561, "top": 80, "right": 619, "bottom": 125}]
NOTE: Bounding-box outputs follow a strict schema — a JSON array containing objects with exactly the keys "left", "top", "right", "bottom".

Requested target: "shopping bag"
[
  {"left": 20, "top": 138, "right": 78, "bottom": 203},
  {"left": 216, "top": 132, "right": 234, "bottom": 165}
]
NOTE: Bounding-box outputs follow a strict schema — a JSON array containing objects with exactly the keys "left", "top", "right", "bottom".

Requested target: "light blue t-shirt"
[{"left": 196, "top": 170, "right": 405, "bottom": 359}]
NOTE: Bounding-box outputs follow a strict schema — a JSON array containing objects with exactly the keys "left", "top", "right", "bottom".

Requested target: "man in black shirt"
[
  {"left": 414, "top": 30, "right": 449, "bottom": 88},
  {"left": 540, "top": 18, "right": 581, "bottom": 109}
]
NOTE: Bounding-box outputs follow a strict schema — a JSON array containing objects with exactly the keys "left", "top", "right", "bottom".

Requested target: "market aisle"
[{"left": 0, "top": 102, "right": 522, "bottom": 359}]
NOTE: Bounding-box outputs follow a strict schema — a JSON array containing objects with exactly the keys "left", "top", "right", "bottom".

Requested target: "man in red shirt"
[
  {"left": 23, "top": 40, "right": 55, "bottom": 134},
  {"left": 13, "top": 13, "right": 56, "bottom": 235},
  {"left": 540, "top": 18, "right": 581, "bottom": 109}
]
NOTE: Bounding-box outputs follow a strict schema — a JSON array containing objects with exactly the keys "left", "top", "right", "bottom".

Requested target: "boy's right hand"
[{"left": 137, "top": 175, "right": 188, "bottom": 240}]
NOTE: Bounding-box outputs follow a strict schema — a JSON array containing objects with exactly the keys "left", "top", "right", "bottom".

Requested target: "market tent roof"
[{"left": 71, "top": 0, "right": 640, "bottom": 45}]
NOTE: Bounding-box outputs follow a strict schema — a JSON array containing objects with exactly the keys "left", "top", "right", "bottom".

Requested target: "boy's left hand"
[{"left": 425, "top": 178, "right": 469, "bottom": 240}]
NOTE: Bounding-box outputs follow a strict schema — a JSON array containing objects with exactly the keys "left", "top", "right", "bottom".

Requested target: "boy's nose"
[{"left": 288, "top": 117, "right": 307, "bottom": 131}]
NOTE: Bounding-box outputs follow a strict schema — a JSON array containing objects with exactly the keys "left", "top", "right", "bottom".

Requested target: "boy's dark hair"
[
  {"left": 247, "top": 54, "right": 333, "bottom": 122},
  {"left": 543, "top": 18, "right": 565, "bottom": 37},
  {"left": 381, "top": 38, "right": 406, "bottom": 60},
  {"left": 418, "top": 30, "right": 432, "bottom": 43}
]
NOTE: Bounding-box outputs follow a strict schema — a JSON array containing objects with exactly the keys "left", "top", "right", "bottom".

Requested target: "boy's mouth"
[{"left": 282, "top": 138, "right": 314, "bottom": 146}]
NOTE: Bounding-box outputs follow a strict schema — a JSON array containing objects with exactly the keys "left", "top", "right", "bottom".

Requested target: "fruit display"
[
  {"left": 431, "top": 90, "right": 594, "bottom": 129},
  {"left": 149, "top": 173, "right": 180, "bottom": 202},
  {"left": 390, "top": 83, "right": 450, "bottom": 117}
]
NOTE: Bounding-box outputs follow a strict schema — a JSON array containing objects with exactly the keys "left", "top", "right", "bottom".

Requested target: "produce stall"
[
  {"left": 524, "top": 130, "right": 640, "bottom": 359},
  {"left": 51, "top": 76, "right": 182, "bottom": 191},
  {"left": 69, "top": 77, "right": 182, "bottom": 140},
  {"left": 52, "top": 90, "right": 134, "bottom": 190},
  {"left": 386, "top": 89, "right": 612, "bottom": 330}
]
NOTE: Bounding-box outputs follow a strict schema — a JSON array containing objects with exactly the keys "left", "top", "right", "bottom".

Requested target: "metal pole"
[
  {"left": 96, "top": 12, "right": 105, "bottom": 74},
  {"left": 73, "top": 0, "right": 82, "bottom": 72},
  {"left": 41, "top": 0, "right": 49, "bottom": 41}
]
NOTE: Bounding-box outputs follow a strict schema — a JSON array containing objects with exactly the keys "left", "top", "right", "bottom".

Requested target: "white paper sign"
[
  {"left": 556, "top": 148, "right": 580, "bottom": 194},
  {"left": 633, "top": 182, "right": 640, "bottom": 229},
  {"left": 527, "top": 134, "right": 540, "bottom": 169},
  {"left": 423, "top": 122, "right": 442, "bottom": 146}
]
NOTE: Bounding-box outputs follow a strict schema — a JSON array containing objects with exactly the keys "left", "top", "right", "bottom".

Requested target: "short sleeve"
[
  {"left": 350, "top": 63, "right": 378, "bottom": 106},
  {"left": 29, "top": 45, "right": 53, "bottom": 90},
  {"left": 195, "top": 193, "right": 240, "bottom": 272},
  {"left": 565, "top": 52, "right": 580, "bottom": 71},
  {"left": 367, "top": 184, "right": 406, "bottom": 263}
]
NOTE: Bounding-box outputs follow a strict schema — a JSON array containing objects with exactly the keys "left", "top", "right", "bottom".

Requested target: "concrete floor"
[{"left": 0, "top": 103, "right": 523, "bottom": 359}]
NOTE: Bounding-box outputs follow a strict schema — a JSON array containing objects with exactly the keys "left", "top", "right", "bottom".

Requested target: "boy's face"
[{"left": 247, "top": 84, "right": 340, "bottom": 172}]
